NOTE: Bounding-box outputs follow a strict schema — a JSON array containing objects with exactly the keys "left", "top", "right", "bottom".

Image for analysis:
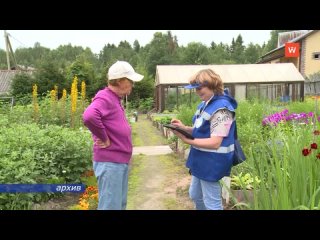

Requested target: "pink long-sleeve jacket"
[{"left": 83, "top": 87, "right": 132, "bottom": 164}]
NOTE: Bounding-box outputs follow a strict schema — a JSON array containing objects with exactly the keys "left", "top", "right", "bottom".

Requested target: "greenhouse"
[{"left": 155, "top": 63, "right": 305, "bottom": 112}]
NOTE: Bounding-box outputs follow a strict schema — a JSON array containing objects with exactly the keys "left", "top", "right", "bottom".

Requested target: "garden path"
[
  {"left": 33, "top": 114, "right": 193, "bottom": 210},
  {"left": 127, "top": 114, "right": 193, "bottom": 210}
]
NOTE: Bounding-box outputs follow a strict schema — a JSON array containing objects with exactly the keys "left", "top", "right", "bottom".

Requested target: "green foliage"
[
  {"left": 286, "top": 97, "right": 316, "bottom": 114},
  {"left": 1, "top": 30, "right": 278, "bottom": 108},
  {"left": 210, "top": 43, "right": 233, "bottom": 64},
  {"left": 158, "top": 116, "right": 172, "bottom": 124},
  {"left": 48, "top": 44, "right": 86, "bottom": 69},
  {"left": 180, "top": 42, "right": 211, "bottom": 64},
  {"left": 144, "top": 31, "right": 179, "bottom": 77},
  {"left": 233, "top": 97, "right": 320, "bottom": 209},
  {"left": 230, "top": 35, "right": 245, "bottom": 63},
  {"left": 0, "top": 123, "right": 92, "bottom": 209},
  {"left": 98, "top": 41, "right": 137, "bottom": 74},
  {"left": 81, "top": 175, "right": 97, "bottom": 188},
  {"left": 171, "top": 98, "right": 320, "bottom": 209},
  {"left": 66, "top": 55, "right": 97, "bottom": 98},
  {"left": 176, "top": 102, "right": 199, "bottom": 127},
  {"left": 152, "top": 116, "right": 171, "bottom": 124},
  {"left": 235, "top": 99, "right": 266, "bottom": 151},
  {"left": 0, "top": 98, "right": 13, "bottom": 114},
  {"left": 14, "top": 94, "right": 32, "bottom": 105},
  {"left": 11, "top": 72, "right": 35, "bottom": 96},
  {"left": 33, "top": 61, "right": 67, "bottom": 97},
  {"left": 0, "top": 94, "right": 92, "bottom": 209},
  {"left": 248, "top": 126, "right": 320, "bottom": 209},
  {"left": 4, "top": 104, "right": 34, "bottom": 125},
  {"left": 165, "top": 90, "right": 178, "bottom": 111},
  {"left": 11, "top": 60, "right": 68, "bottom": 99},
  {"left": 136, "top": 97, "right": 154, "bottom": 113},
  {"left": 5, "top": 92, "right": 89, "bottom": 129},
  {"left": 15, "top": 43, "right": 51, "bottom": 68},
  {"left": 231, "top": 172, "right": 261, "bottom": 190},
  {"left": 167, "top": 135, "right": 178, "bottom": 145},
  {"left": 244, "top": 43, "right": 262, "bottom": 63},
  {"left": 123, "top": 62, "right": 154, "bottom": 109},
  {"left": 163, "top": 88, "right": 199, "bottom": 113}
]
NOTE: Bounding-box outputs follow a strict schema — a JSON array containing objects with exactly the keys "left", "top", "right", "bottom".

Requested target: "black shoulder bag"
[{"left": 233, "top": 121, "right": 246, "bottom": 166}]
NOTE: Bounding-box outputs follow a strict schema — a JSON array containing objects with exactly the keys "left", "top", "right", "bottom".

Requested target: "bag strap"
[{"left": 234, "top": 121, "right": 238, "bottom": 140}]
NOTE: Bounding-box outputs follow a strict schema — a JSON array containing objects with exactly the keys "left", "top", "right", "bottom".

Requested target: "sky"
[{"left": 0, "top": 30, "right": 272, "bottom": 54}]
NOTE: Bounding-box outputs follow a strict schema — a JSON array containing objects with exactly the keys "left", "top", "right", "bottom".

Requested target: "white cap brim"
[{"left": 126, "top": 72, "right": 144, "bottom": 82}]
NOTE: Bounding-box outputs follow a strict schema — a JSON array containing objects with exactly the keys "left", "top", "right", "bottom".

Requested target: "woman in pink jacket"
[{"left": 83, "top": 61, "right": 143, "bottom": 210}]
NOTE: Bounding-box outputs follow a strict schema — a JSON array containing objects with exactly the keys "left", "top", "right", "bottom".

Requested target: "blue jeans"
[
  {"left": 189, "top": 175, "right": 223, "bottom": 210},
  {"left": 93, "top": 161, "right": 129, "bottom": 210}
]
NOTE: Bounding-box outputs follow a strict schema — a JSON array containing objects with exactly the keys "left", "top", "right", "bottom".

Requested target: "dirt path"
[
  {"left": 33, "top": 114, "right": 194, "bottom": 210},
  {"left": 127, "top": 114, "right": 193, "bottom": 210}
]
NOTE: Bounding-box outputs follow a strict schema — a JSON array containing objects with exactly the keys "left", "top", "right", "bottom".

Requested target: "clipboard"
[{"left": 163, "top": 124, "right": 194, "bottom": 139}]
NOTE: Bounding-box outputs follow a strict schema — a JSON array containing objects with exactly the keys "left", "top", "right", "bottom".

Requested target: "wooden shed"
[
  {"left": 155, "top": 63, "right": 305, "bottom": 112},
  {"left": 0, "top": 70, "right": 34, "bottom": 96}
]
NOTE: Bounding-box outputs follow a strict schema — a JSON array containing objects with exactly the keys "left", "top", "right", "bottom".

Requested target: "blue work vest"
[{"left": 186, "top": 94, "right": 237, "bottom": 182}]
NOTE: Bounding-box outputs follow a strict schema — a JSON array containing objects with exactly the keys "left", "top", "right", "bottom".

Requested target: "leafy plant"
[{"left": 231, "top": 172, "right": 261, "bottom": 190}]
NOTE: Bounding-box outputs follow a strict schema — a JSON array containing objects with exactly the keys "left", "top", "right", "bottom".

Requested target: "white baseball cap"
[{"left": 108, "top": 61, "right": 144, "bottom": 82}]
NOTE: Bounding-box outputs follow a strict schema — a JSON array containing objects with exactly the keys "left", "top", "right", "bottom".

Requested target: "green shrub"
[{"left": 0, "top": 123, "right": 92, "bottom": 209}]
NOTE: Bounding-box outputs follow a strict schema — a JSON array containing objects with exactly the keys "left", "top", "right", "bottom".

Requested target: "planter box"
[
  {"left": 221, "top": 177, "right": 231, "bottom": 205},
  {"left": 177, "top": 139, "right": 185, "bottom": 158},
  {"left": 184, "top": 148, "right": 190, "bottom": 160},
  {"left": 167, "top": 130, "right": 175, "bottom": 139},
  {"left": 231, "top": 189, "right": 254, "bottom": 204}
]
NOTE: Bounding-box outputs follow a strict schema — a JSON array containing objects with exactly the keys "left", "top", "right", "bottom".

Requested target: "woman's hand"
[
  {"left": 171, "top": 118, "right": 193, "bottom": 133},
  {"left": 170, "top": 119, "right": 194, "bottom": 144},
  {"left": 96, "top": 138, "right": 111, "bottom": 148},
  {"left": 171, "top": 118, "right": 185, "bottom": 128}
]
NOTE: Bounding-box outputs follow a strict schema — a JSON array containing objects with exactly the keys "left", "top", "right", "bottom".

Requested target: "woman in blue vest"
[{"left": 171, "top": 69, "right": 237, "bottom": 210}]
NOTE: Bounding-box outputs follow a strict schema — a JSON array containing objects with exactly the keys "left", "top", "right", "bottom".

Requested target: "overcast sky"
[{"left": 0, "top": 30, "right": 272, "bottom": 54}]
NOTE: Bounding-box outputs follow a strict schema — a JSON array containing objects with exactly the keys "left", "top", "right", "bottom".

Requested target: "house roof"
[
  {"left": 0, "top": 70, "right": 34, "bottom": 95},
  {"left": 155, "top": 63, "right": 304, "bottom": 86},
  {"left": 258, "top": 30, "right": 316, "bottom": 62}
]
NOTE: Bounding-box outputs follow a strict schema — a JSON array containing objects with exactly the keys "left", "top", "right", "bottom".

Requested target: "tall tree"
[
  {"left": 98, "top": 43, "right": 120, "bottom": 71},
  {"left": 33, "top": 61, "right": 67, "bottom": 96},
  {"left": 210, "top": 41, "right": 217, "bottom": 50},
  {"left": 11, "top": 72, "right": 35, "bottom": 97},
  {"left": 144, "top": 32, "right": 178, "bottom": 77},
  {"left": 117, "top": 41, "right": 137, "bottom": 65},
  {"left": 48, "top": 44, "right": 85, "bottom": 69},
  {"left": 167, "top": 30, "right": 178, "bottom": 54},
  {"left": 209, "top": 43, "right": 236, "bottom": 64},
  {"left": 15, "top": 44, "right": 50, "bottom": 68},
  {"left": 133, "top": 40, "right": 140, "bottom": 52},
  {"left": 244, "top": 43, "right": 262, "bottom": 63},
  {"left": 180, "top": 42, "right": 211, "bottom": 64},
  {"left": 66, "top": 54, "right": 98, "bottom": 97},
  {"left": 230, "top": 34, "right": 245, "bottom": 63}
]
